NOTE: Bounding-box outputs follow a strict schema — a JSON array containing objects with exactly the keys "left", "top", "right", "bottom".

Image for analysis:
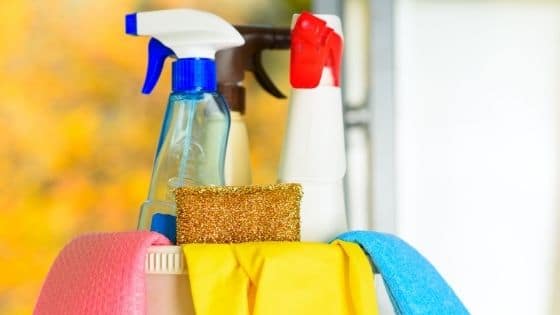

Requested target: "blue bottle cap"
[
  {"left": 150, "top": 213, "right": 177, "bottom": 244},
  {"left": 173, "top": 58, "right": 217, "bottom": 93}
]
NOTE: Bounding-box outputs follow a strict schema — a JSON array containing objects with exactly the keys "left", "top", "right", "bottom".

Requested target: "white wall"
[{"left": 395, "top": 1, "right": 560, "bottom": 314}]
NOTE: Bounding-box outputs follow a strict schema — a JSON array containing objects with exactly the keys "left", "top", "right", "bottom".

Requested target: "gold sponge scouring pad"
[{"left": 175, "top": 183, "right": 302, "bottom": 244}]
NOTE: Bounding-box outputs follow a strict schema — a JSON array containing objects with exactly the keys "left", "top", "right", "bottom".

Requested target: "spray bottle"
[
  {"left": 278, "top": 12, "right": 346, "bottom": 242},
  {"left": 216, "top": 26, "right": 290, "bottom": 185},
  {"left": 125, "top": 9, "right": 244, "bottom": 241}
]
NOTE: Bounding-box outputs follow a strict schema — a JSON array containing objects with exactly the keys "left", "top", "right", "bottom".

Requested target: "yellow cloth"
[{"left": 182, "top": 241, "right": 379, "bottom": 315}]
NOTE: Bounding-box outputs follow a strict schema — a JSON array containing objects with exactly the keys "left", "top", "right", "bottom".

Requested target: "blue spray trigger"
[{"left": 142, "top": 38, "right": 175, "bottom": 94}]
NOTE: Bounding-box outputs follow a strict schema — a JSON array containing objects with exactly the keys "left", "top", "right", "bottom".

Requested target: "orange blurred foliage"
[{"left": 0, "top": 0, "right": 307, "bottom": 313}]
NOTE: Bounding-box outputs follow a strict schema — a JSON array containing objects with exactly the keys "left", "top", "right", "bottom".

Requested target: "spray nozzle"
[
  {"left": 291, "top": 12, "right": 343, "bottom": 88},
  {"left": 250, "top": 47, "right": 286, "bottom": 98},
  {"left": 216, "top": 26, "right": 290, "bottom": 113},
  {"left": 238, "top": 26, "right": 291, "bottom": 98},
  {"left": 142, "top": 38, "right": 175, "bottom": 94},
  {"left": 125, "top": 9, "right": 244, "bottom": 94}
]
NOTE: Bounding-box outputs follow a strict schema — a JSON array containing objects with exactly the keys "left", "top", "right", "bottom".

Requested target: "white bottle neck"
[
  {"left": 292, "top": 67, "right": 339, "bottom": 90},
  {"left": 318, "top": 68, "right": 336, "bottom": 87}
]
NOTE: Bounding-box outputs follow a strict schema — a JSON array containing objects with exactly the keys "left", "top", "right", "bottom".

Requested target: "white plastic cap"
[{"left": 145, "top": 246, "right": 185, "bottom": 274}]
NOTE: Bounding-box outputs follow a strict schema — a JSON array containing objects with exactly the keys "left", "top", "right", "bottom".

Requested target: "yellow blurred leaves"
[{"left": 0, "top": 1, "right": 30, "bottom": 56}]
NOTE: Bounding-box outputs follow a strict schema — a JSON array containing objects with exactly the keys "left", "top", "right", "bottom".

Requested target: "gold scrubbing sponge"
[{"left": 175, "top": 184, "right": 302, "bottom": 244}]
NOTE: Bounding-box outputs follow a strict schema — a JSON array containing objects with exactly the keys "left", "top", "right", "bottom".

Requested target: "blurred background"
[
  {"left": 0, "top": 0, "right": 303, "bottom": 313},
  {"left": 1, "top": 0, "right": 559, "bottom": 314}
]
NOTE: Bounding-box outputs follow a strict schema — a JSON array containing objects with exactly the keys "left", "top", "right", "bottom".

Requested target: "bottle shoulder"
[
  {"left": 169, "top": 91, "right": 228, "bottom": 105},
  {"left": 166, "top": 91, "right": 230, "bottom": 119}
]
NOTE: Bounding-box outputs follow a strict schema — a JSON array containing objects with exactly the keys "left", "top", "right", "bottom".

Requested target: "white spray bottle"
[
  {"left": 126, "top": 9, "right": 244, "bottom": 242},
  {"left": 278, "top": 12, "right": 347, "bottom": 242}
]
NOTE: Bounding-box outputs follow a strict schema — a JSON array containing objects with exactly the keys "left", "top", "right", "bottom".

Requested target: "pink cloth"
[{"left": 34, "top": 231, "right": 170, "bottom": 315}]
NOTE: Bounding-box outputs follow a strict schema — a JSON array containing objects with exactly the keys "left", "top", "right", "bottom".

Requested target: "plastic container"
[
  {"left": 224, "top": 111, "right": 252, "bottom": 185},
  {"left": 125, "top": 9, "right": 244, "bottom": 237},
  {"left": 278, "top": 13, "right": 348, "bottom": 242},
  {"left": 216, "top": 25, "right": 291, "bottom": 186},
  {"left": 145, "top": 245, "right": 395, "bottom": 315},
  {"left": 145, "top": 246, "right": 194, "bottom": 315}
]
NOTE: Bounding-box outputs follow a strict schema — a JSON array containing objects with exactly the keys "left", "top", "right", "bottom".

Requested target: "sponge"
[{"left": 175, "top": 184, "right": 302, "bottom": 244}]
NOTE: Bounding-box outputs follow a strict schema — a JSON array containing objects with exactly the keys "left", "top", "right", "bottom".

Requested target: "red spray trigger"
[{"left": 290, "top": 12, "right": 343, "bottom": 88}]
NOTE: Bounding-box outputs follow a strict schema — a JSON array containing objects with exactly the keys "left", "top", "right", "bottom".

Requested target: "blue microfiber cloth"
[{"left": 336, "top": 231, "right": 469, "bottom": 315}]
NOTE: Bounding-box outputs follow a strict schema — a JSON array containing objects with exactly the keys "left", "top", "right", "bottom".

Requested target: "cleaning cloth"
[
  {"left": 182, "top": 240, "right": 379, "bottom": 315},
  {"left": 34, "top": 231, "right": 170, "bottom": 315},
  {"left": 336, "top": 231, "right": 469, "bottom": 315}
]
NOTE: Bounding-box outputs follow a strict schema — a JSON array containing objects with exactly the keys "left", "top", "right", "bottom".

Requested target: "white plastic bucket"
[{"left": 145, "top": 246, "right": 194, "bottom": 315}]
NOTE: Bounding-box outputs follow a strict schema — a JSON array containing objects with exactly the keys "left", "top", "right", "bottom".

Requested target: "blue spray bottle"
[{"left": 125, "top": 9, "right": 244, "bottom": 241}]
